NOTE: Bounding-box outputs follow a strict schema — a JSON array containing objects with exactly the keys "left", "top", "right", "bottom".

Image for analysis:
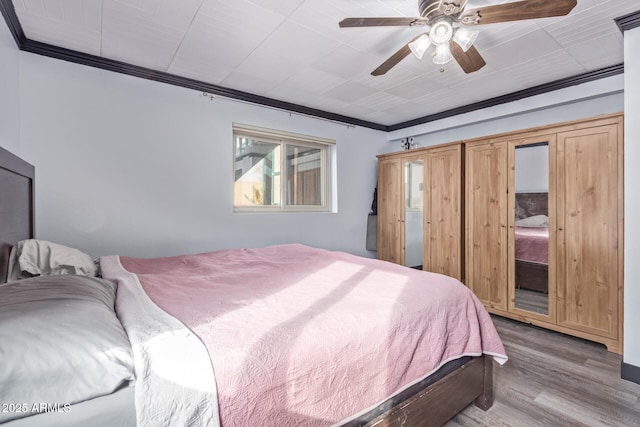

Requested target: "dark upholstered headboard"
[
  {"left": 0, "top": 146, "right": 35, "bottom": 283},
  {"left": 515, "top": 192, "right": 548, "bottom": 219}
]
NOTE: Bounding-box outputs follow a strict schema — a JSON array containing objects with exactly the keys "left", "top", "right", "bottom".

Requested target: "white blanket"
[
  {"left": 100, "top": 256, "right": 219, "bottom": 427},
  {"left": 8, "top": 239, "right": 96, "bottom": 281}
]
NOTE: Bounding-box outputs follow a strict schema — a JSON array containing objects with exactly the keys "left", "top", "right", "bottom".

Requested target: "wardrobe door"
[
  {"left": 377, "top": 158, "right": 403, "bottom": 264},
  {"left": 466, "top": 142, "right": 508, "bottom": 311},
  {"left": 556, "top": 124, "right": 621, "bottom": 339},
  {"left": 425, "top": 145, "right": 463, "bottom": 281}
]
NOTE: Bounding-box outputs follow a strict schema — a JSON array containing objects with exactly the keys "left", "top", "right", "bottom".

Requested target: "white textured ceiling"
[{"left": 11, "top": 0, "right": 637, "bottom": 126}]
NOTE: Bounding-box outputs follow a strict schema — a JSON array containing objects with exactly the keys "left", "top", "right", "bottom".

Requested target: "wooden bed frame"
[
  {"left": 365, "top": 356, "right": 493, "bottom": 426},
  {"left": 0, "top": 145, "right": 494, "bottom": 426},
  {"left": 0, "top": 146, "right": 34, "bottom": 282}
]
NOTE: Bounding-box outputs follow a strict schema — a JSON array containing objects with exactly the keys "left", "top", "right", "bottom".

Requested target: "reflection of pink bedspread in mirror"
[{"left": 515, "top": 227, "right": 549, "bottom": 264}]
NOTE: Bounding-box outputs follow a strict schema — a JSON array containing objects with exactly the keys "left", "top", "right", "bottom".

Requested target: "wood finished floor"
[{"left": 447, "top": 316, "right": 640, "bottom": 426}]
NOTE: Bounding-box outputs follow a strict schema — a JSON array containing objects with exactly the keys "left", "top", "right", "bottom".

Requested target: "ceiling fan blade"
[
  {"left": 450, "top": 41, "right": 486, "bottom": 74},
  {"left": 459, "top": 0, "right": 577, "bottom": 25},
  {"left": 371, "top": 46, "right": 411, "bottom": 76},
  {"left": 339, "top": 17, "right": 429, "bottom": 28},
  {"left": 371, "top": 34, "right": 426, "bottom": 76}
]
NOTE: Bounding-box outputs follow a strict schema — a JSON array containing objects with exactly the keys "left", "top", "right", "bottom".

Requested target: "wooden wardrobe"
[
  {"left": 377, "top": 142, "right": 464, "bottom": 281},
  {"left": 377, "top": 113, "right": 623, "bottom": 353},
  {"left": 465, "top": 113, "right": 624, "bottom": 353}
]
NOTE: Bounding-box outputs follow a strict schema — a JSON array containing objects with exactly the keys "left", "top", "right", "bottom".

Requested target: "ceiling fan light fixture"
[
  {"left": 345, "top": 0, "right": 579, "bottom": 76},
  {"left": 432, "top": 43, "right": 453, "bottom": 65},
  {"left": 408, "top": 33, "right": 432, "bottom": 59},
  {"left": 429, "top": 19, "right": 453, "bottom": 45},
  {"left": 453, "top": 27, "right": 479, "bottom": 52}
]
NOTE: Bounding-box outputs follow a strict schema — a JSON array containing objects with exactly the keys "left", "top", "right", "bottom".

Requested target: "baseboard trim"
[{"left": 621, "top": 362, "right": 640, "bottom": 385}]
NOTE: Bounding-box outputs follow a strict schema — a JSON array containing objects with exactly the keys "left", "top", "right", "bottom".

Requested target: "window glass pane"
[
  {"left": 234, "top": 137, "right": 281, "bottom": 207},
  {"left": 285, "top": 144, "right": 322, "bottom": 206}
]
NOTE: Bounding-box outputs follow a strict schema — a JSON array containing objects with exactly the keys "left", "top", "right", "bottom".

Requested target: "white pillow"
[
  {"left": 0, "top": 275, "right": 134, "bottom": 423},
  {"left": 515, "top": 214, "right": 549, "bottom": 228},
  {"left": 7, "top": 239, "right": 97, "bottom": 281}
]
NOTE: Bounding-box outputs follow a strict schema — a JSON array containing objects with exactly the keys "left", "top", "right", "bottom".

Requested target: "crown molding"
[
  {"left": 0, "top": 0, "right": 24, "bottom": 46},
  {"left": 0, "top": 0, "right": 631, "bottom": 133},
  {"left": 0, "top": 0, "right": 386, "bottom": 131},
  {"left": 386, "top": 63, "right": 624, "bottom": 132},
  {"left": 615, "top": 10, "right": 640, "bottom": 33},
  {"left": 19, "top": 38, "right": 388, "bottom": 131}
]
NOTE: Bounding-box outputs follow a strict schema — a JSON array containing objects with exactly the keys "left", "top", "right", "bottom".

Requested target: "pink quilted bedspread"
[
  {"left": 120, "top": 244, "right": 506, "bottom": 426},
  {"left": 515, "top": 226, "right": 549, "bottom": 264}
]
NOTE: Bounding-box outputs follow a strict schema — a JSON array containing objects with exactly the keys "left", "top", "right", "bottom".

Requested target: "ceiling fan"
[{"left": 339, "top": 0, "right": 577, "bottom": 75}]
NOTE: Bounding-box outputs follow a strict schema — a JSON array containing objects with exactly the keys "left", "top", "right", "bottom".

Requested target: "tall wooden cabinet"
[
  {"left": 377, "top": 158, "right": 403, "bottom": 264},
  {"left": 377, "top": 143, "right": 464, "bottom": 281},
  {"left": 425, "top": 145, "right": 464, "bottom": 280},
  {"left": 465, "top": 114, "right": 624, "bottom": 353},
  {"left": 556, "top": 123, "right": 622, "bottom": 343},
  {"left": 377, "top": 114, "right": 623, "bottom": 353},
  {"left": 465, "top": 141, "right": 508, "bottom": 311}
]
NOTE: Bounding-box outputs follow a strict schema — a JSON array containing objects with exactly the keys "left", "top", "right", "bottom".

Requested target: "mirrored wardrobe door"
[
  {"left": 508, "top": 136, "right": 557, "bottom": 322},
  {"left": 403, "top": 157, "right": 424, "bottom": 269}
]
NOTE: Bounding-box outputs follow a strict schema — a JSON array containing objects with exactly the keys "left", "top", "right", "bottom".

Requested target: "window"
[{"left": 233, "top": 124, "right": 333, "bottom": 212}]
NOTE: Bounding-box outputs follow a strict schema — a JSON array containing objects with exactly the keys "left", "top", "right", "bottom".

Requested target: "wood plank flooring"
[{"left": 447, "top": 316, "right": 640, "bottom": 426}]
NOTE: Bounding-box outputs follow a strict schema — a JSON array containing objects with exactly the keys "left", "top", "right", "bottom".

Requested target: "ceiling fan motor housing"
[{"left": 419, "top": 0, "right": 467, "bottom": 19}]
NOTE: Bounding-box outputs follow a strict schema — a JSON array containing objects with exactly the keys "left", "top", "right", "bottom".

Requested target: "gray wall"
[
  {"left": 624, "top": 26, "right": 640, "bottom": 368},
  {"left": 0, "top": 18, "right": 20, "bottom": 155},
  {"left": 18, "top": 52, "right": 387, "bottom": 259}
]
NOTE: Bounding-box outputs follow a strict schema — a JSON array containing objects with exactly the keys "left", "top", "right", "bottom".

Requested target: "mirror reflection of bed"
[
  {"left": 514, "top": 143, "right": 549, "bottom": 316},
  {"left": 404, "top": 158, "right": 424, "bottom": 269}
]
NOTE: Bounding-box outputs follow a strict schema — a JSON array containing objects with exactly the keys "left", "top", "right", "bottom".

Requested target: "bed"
[
  {"left": 0, "top": 145, "right": 507, "bottom": 427},
  {"left": 514, "top": 193, "right": 549, "bottom": 294}
]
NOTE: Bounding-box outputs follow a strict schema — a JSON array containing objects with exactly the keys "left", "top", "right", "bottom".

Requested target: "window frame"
[{"left": 232, "top": 123, "right": 334, "bottom": 213}]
